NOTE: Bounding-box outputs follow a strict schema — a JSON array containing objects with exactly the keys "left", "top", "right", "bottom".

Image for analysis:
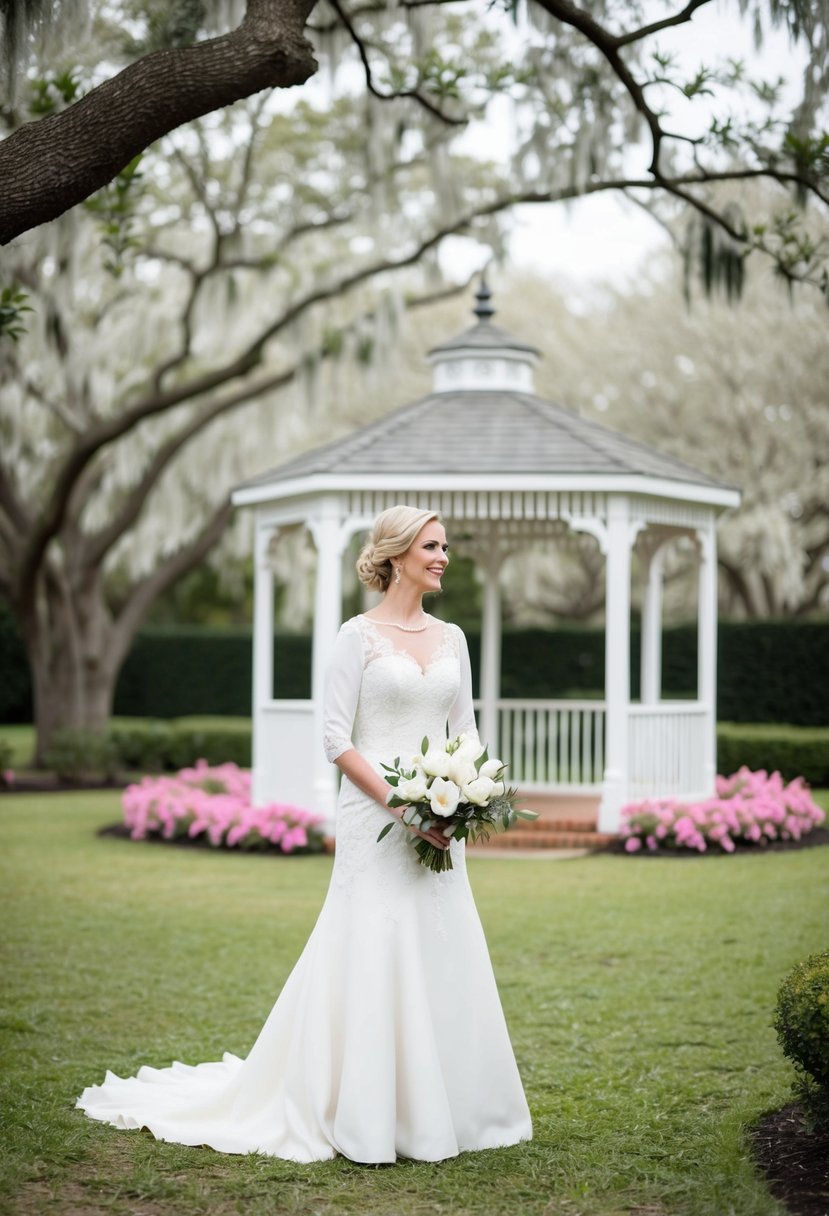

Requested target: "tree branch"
[
  {"left": 613, "top": 0, "right": 713, "bottom": 49},
  {"left": 82, "top": 270, "right": 476, "bottom": 570},
  {"left": 16, "top": 155, "right": 825, "bottom": 614},
  {"left": 0, "top": 0, "right": 320, "bottom": 245},
  {"left": 0, "top": 466, "right": 30, "bottom": 534},
  {"left": 83, "top": 364, "right": 298, "bottom": 569},
  {"left": 531, "top": 0, "right": 665, "bottom": 173},
  {"left": 328, "top": 0, "right": 466, "bottom": 127}
]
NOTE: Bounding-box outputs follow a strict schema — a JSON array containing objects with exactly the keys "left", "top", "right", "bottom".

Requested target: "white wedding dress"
[{"left": 77, "top": 615, "right": 532, "bottom": 1163}]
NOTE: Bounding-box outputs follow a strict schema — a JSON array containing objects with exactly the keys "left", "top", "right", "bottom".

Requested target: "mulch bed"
[
  {"left": 598, "top": 826, "right": 829, "bottom": 857},
  {"left": 750, "top": 1102, "right": 829, "bottom": 1216},
  {"left": 98, "top": 822, "right": 334, "bottom": 855}
]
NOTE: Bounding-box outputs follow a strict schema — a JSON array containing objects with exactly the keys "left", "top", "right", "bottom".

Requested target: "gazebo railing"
[
  {"left": 475, "top": 699, "right": 607, "bottom": 791},
  {"left": 473, "top": 698, "right": 712, "bottom": 798},
  {"left": 627, "top": 702, "right": 709, "bottom": 801}
]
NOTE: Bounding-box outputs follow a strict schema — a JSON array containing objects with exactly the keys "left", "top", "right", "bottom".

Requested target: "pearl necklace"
[{"left": 369, "top": 615, "right": 430, "bottom": 633}]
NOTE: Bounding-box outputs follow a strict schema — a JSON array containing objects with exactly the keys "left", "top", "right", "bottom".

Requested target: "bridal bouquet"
[{"left": 377, "top": 732, "right": 538, "bottom": 872}]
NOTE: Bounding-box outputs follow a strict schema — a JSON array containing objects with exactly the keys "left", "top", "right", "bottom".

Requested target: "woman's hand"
[{"left": 398, "top": 810, "right": 449, "bottom": 850}]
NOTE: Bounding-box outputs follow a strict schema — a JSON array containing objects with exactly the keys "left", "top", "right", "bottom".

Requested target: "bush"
[
  {"left": 108, "top": 720, "right": 251, "bottom": 772},
  {"left": 164, "top": 726, "right": 251, "bottom": 770},
  {"left": 0, "top": 739, "right": 13, "bottom": 785},
  {"left": 717, "top": 725, "right": 829, "bottom": 787},
  {"left": 621, "top": 767, "right": 826, "bottom": 854},
  {"left": 775, "top": 950, "right": 829, "bottom": 1128},
  {"left": 2, "top": 617, "right": 828, "bottom": 726},
  {"left": 108, "top": 721, "right": 175, "bottom": 771},
  {"left": 0, "top": 599, "right": 32, "bottom": 724},
  {"left": 122, "top": 760, "right": 325, "bottom": 854},
  {"left": 42, "top": 728, "right": 119, "bottom": 783}
]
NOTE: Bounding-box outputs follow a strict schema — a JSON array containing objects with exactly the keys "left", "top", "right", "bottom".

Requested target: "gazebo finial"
[{"left": 473, "top": 271, "right": 495, "bottom": 323}]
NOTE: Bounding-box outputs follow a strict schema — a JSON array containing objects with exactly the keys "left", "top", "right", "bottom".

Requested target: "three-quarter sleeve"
[
  {"left": 448, "top": 625, "right": 478, "bottom": 740},
  {"left": 322, "top": 621, "right": 365, "bottom": 762}
]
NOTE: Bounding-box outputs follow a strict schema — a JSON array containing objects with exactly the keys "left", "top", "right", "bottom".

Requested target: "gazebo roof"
[
  {"left": 237, "top": 390, "right": 726, "bottom": 489},
  {"left": 428, "top": 320, "right": 539, "bottom": 356},
  {"left": 233, "top": 280, "right": 738, "bottom": 510}
]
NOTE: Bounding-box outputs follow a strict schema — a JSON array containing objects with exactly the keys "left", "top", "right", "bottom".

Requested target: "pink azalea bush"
[
  {"left": 620, "top": 767, "right": 825, "bottom": 855},
  {"left": 122, "top": 760, "right": 326, "bottom": 854}
]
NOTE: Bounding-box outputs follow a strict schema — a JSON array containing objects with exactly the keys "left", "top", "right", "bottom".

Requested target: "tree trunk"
[{"left": 19, "top": 566, "right": 119, "bottom": 765}]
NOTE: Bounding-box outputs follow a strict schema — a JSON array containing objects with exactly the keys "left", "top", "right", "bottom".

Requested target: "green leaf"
[
  {"left": 421, "top": 736, "right": 429, "bottom": 755},
  {"left": 376, "top": 822, "right": 395, "bottom": 842}
]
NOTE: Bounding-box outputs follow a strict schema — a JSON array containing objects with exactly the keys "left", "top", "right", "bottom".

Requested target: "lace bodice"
[
  {"left": 322, "top": 614, "right": 478, "bottom": 909},
  {"left": 323, "top": 615, "right": 476, "bottom": 766}
]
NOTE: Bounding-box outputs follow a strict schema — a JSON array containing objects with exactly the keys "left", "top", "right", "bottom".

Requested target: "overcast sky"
[{"left": 443, "top": 2, "right": 808, "bottom": 289}]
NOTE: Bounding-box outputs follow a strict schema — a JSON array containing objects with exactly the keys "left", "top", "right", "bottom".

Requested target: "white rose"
[
  {"left": 454, "top": 732, "right": 485, "bottom": 761},
  {"left": 478, "top": 757, "right": 505, "bottom": 780},
  {"left": 429, "top": 777, "right": 461, "bottom": 817},
  {"left": 462, "top": 775, "right": 496, "bottom": 806},
  {"left": 421, "top": 748, "right": 451, "bottom": 778},
  {"left": 447, "top": 753, "right": 478, "bottom": 787},
  {"left": 397, "top": 773, "right": 429, "bottom": 803}
]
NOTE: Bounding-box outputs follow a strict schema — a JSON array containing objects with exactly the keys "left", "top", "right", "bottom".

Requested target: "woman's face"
[{"left": 402, "top": 520, "right": 449, "bottom": 594}]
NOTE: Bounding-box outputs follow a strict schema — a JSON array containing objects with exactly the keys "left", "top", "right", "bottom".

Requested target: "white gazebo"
[{"left": 231, "top": 281, "right": 740, "bottom": 833}]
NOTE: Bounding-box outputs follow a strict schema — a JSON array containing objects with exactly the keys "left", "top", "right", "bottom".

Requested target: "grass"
[{"left": 1, "top": 794, "right": 827, "bottom": 1215}]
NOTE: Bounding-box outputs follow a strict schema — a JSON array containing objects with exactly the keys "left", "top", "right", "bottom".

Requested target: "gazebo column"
[
  {"left": 309, "top": 502, "right": 346, "bottom": 827},
  {"left": 696, "top": 519, "right": 718, "bottom": 794},
  {"left": 251, "top": 520, "right": 274, "bottom": 807},
  {"left": 479, "top": 545, "right": 503, "bottom": 754},
  {"left": 640, "top": 540, "right": 666, "bottom": 704},
  {"left": 598, "top": 498, "right": 633, "bottom": 833}
]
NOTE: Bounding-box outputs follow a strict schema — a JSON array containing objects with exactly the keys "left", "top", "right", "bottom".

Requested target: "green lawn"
[{"left": 1, "top": 793, "right": 827, "bottom": 1215}]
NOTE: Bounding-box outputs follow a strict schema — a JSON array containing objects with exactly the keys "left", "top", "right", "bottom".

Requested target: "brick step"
[{"left": 515, "top": 816, "right": 603, "bottom": 833}]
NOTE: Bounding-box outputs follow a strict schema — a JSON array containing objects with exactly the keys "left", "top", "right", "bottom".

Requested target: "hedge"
[
  {"left": 1, "top": 606, "right": 827, "bottom": 727},
  {"left": 109, "top": 720, "right": 252, "bottom": 770},
  {"left": 716, "top": 725, "right": 829, "bottom": 788},
  {"left": 110, "top": 621, "right": 826, "bottom": 725},
  {"left": 43, "top": 719, "right": 819, "bottom": 787},
  {"left": 0, "top": 600, "right": 32, "bottom": 723}
]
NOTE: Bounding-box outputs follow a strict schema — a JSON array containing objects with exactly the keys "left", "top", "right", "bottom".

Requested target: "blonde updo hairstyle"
[{"left": 356, "top": 505, "right": 440, "bottom": 593}]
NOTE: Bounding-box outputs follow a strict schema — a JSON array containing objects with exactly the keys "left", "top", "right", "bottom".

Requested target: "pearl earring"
[{"left": 395, "top": 565, "right": 401, "bottom": 585}]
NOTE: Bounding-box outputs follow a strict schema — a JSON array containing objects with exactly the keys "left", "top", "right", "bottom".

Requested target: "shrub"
[
  {"left": 717, "top": 725, "right": 829, "bottom": 787},
  {"left": 42, "top": 728, "right": 119, "bottom": 783},
  {"left": 122, "top": 761, "right": 325, "bottom": 854},
  {"left": 0, "top": 739, "right": 13, "bottom": 786},
  {"left": 108, "top": 721, "right": 252, "bottom": 772},
  {"left": 621, "top": 767, "right": 825, "bottom": 854},
  {"left": 774, "top": 950, "right": 829, "bottom": 1128},
  {"left": 108, "top": 721, "right": 175, "bottom": 772},
  {"left": 164, "top": 727, "right": 251, "bottom": 770}
]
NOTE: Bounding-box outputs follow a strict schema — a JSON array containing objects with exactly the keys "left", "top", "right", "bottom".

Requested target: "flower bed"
[
  {"left": 621, "top": 767, "right": 825, "bottom": 854},
  {"left": 122, "top": 761, "right": 326, "bottom": 854}
]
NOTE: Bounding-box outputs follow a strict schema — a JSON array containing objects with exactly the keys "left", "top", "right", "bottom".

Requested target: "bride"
[{"left": 77, "top": 504, "right": 532, "bottom": 1164}]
